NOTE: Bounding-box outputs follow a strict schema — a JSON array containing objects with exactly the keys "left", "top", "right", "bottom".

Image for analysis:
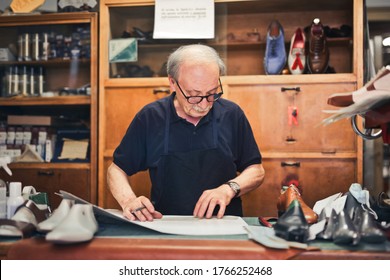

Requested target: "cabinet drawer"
[
  {"left": 242, "top": 157, "right": 357, "bottom": 217},
  {"left": 0, "top": 168, "right": 90, "bottom": 209},
  {"left": 227, "top": 83, "right": 357, "bottom": 153}
]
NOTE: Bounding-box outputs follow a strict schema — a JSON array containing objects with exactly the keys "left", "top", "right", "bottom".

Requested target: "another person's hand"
[
  {"left": 122, "top": 196, "right": 163, "bottom": 221},
  {"left": 193, "top": 184, "right": 235, "bottom": 219}
]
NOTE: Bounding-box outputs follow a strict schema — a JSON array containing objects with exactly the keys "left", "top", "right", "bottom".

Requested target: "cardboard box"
[
  {"left": 7, "top": 115, "right": 53, "bottom": 126},
  {"left": 0, "top": 48, "right": 16, "bottom": 62}
]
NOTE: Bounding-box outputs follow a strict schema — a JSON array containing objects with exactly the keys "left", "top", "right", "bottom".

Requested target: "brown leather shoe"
[
  {"left": 277, "top": 184, "right": 318, "bottom": 224},
  {"left": 307, "top": 18, "right": 329, "bottom": 74}
]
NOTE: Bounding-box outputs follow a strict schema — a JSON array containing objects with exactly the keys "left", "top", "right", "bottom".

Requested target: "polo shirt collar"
[{"left": 168, "top": 92, "right": 213, "bottom": 125}]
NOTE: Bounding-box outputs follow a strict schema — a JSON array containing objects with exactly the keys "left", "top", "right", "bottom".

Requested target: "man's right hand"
[{"left": 122, "top": 196, "right": 163, "bottom": 222}]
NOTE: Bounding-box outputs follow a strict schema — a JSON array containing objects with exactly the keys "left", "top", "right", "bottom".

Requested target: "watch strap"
[{"left": 225, "top": 181, "right": 240, "bottom": 197}]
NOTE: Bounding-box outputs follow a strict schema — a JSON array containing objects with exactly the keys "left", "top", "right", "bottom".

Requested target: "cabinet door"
[
  {"left": 104, "top": 86, "right": 170, "bottom": 151},
  {"left": 0, "top": 168, "right": 90, "bottom": 209},
  {"left": 242, "top": 158, "right": 357, "bottom": 217},
  {"left": 227, "top": 82, "right": 357, "bottom": 153}
]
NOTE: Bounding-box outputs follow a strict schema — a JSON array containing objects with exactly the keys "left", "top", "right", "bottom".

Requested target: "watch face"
[{"left": 228, "top": 182, "right": 240, "bottom": 196}]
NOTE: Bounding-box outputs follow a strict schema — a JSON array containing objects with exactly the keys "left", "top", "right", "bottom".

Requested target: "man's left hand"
[{"left": 193, "top": 184, "right": 236, "bottom": 219}]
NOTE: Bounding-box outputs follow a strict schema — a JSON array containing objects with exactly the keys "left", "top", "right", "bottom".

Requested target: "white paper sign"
[{"left": 153, "top": 0, "right": 214, "bottom": 39}]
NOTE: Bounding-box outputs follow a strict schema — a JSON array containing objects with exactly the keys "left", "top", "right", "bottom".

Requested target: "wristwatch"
[{"left": 225, "top": 181, "right": 240, "bottom": 197}]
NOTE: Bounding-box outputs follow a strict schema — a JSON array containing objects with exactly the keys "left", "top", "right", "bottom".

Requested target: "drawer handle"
[
  {"left": 281, "top": 161, "right": 301, "bottom": 167},
  {"left": 153, "top": 88, "right": 170, "bottom": 95},
  {"left": 37, "top": 170, "right": 54, "bottom": 176},
  {"left": 281, "top": 87, "right": 300, "bottom": 92}
]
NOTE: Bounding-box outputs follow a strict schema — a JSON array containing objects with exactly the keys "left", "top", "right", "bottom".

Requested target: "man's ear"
[{"left": 168, "top": 76, "right": 176, "bottom": 91}]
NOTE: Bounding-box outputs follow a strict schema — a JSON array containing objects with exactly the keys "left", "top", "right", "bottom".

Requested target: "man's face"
[{"left": 170, "top": 62, "right": 221, "bottom": 119}]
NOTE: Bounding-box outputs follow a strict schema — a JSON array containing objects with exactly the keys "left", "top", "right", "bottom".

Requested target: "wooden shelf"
[
  {"left": 0, "top": 58, "right": 91, "bottom": 67},
  {"left": 8, "top": 162, "right": 91, "bottom": 169},
  {"left": 0, "top": 95, "right": 91, "bottom": 106},
  {"left": 0, "top": 12, "right": 95, "bottom": 26},
  {"left": 121, "top": 37, "right": 353, "bottom": 51}
]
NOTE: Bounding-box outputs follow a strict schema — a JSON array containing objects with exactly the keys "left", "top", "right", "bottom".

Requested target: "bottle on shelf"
[
  {"left": 32, "top": 33, "right": 40, "bottom": 61},
  {"left": 12, "top": 66, "right": 19, "bottom": 95},
  {"left": 21, "top": 66, "right": 28, "bottom": 96},
  {"left": 7, "top": 182, "right": 24, "bottom": 219},
  {"left": 38, "top": 66, "right": 44, "bottom": 95},
  {"left": 0, "top": 179, "right": 6, "bottom": 219}
]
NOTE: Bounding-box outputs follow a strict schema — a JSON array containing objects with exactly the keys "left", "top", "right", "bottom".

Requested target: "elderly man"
[{"left": 107, "top": 44, "right": 265, "bottom": 221}]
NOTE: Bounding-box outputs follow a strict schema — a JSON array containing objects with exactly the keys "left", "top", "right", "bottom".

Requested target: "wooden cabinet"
[
  {"left": 0, "top": 163, "right": 90, "bottom": 209},
  {"left": 99, "top": 0, "right": 363, "bottom": 216},
  {"left": 0, "top": 13, "right": 98, "bottom": 206}
]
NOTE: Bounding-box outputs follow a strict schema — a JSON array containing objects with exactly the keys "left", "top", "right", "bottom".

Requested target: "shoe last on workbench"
[
  {"left": 37, "top": 198, "right": 74, "bottom": 232},
  {"left": 45, "top": 204, "right": 98, "bottom": 244},
  {"left": 274, "top": 199, "right": 309, "bottom": 243},
  {"left": 327, "top": 65, "right": 390, "bottom": 107},
  {"left": 277, "top": 184, "right": 318, "bottom": 224}
]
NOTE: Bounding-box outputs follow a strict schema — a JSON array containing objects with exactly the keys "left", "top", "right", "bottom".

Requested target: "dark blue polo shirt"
[{"left": 113, "top": 93, "right": 262, "bottom": 178}]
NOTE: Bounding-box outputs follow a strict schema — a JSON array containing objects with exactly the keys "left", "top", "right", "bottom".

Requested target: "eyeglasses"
[{"left": 175, "top": 79, "right": 223, "bottom": 104}]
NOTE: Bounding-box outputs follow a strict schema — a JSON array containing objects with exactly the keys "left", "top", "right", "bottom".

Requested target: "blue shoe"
[{"left": 264, "top": 20, "right": 286, "bottom": 75}]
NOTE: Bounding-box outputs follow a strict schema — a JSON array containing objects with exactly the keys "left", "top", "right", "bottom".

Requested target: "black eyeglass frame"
[{"left": 175, "top": 79, "right": 224, "bottom": 104}]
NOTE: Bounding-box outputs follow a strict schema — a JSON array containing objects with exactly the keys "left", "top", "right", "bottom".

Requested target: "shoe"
[
  {"left": 274, "top": 199, "right": 309, "bottom": 243},
  {"left": 353, "top": 206, "right": 386, "bottom": 244},
  {"left": 0, "top": 200, "right": 49, "bottom": 238},
  {"left": 45, "top": 204, "right": 98, "bottom": 244},
  {"left": 315, "top": 208, "right": 328, "bottom": 239},
  {"left": 264, "top": 20, "right": 286, "bottom": 75},
  {"left": 327, "top": 66, "right": 390, "bottom": 107},
  {"left": 333, "top": 209, "right": 360, "bottom": 245},
  {"left": 344, "top": 191, "right": 361, "bottom": 219},
  {"left": 348, "top": 183, "right": 378, "bottom": 219},
  {"left": 132, "top": 27, "right": 154, "bottom": 44},
  {"left": 288, "top": 28, "right": 306, "bottom": 75},
  {"left": 324, "top": 25, "right": 352, "bottom": 38},
  {"left": 372, "top": 192, "right": 390, "bottom": 223},
  {"left": 307, "top": 18, "right": 329, "bottom": 74},
  {"left": 37, "top": 199, "right": 74, "bottom": 233},
  {"left": 277, "top": 184, "right": 318, "bottom": 224}
]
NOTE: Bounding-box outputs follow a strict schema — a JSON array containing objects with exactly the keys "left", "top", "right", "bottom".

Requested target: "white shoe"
[
  {"left": 288, "top": 28, "right": 306, "bottom": 75},
  {"left": 328, "top": 66, "right": 390, "bottom": 107},
  {"left": 45, "top": 204, "right": 98, "bottom": 244},
  {"left": 37, "top": 199, "right": 74, "bottom": 233}
]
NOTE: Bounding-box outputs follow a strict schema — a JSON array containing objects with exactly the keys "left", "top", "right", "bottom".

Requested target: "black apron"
[{"left": 151, "top": 107, "right": 243, "bottom": 216}]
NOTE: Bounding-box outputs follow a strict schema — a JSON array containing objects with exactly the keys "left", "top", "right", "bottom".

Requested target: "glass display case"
[{"left": 0, "top": 12, "right": 98, "bottom": 208}]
